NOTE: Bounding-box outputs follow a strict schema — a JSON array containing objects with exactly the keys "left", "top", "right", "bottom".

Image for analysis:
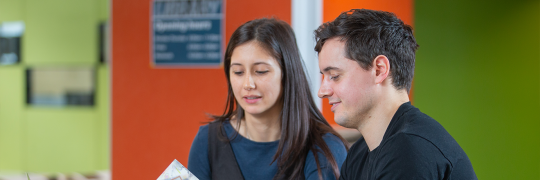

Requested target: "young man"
[{"left": 315, "top": 9, "right": 477, "bottom": 179}]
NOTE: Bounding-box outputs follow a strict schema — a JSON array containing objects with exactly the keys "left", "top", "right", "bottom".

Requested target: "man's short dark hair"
[{"left": 314, "top": 9, "right": 419, "bottom": 93}]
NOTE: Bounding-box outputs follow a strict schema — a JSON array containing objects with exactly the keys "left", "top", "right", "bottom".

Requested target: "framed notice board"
[
  {"left": 26, "top": 67, "right": 96, "bottom": 107},
  {"left": 151, "top": 0, "right": 224, "bottom": 67}
]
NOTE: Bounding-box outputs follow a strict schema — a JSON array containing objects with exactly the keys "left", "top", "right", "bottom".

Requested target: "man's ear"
[{"left": 373, "top": 55, "right": 390, "bottom": 84}]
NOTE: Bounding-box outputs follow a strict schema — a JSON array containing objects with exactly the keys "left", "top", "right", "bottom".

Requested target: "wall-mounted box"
[{"left": 0, "top": 21, "right": 24, "bottom": 65}]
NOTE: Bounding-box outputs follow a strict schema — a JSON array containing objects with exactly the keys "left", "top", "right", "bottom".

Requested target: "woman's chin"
[{"left": 243, "top": 108, "right": 266, "bottom": 116}]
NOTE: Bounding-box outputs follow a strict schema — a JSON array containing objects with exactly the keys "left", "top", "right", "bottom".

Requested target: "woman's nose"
[{"left": 243, "top": 74, "right": 255, "bottom": 90}]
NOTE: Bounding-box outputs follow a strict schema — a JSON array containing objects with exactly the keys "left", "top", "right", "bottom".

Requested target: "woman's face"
[{"left": 229, "top": 41, "right": 283, "bottom": 117}]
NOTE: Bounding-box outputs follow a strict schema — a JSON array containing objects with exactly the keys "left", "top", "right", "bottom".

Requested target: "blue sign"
[{"left": 151, "top": 0, "right": 223, "bottom": 67}]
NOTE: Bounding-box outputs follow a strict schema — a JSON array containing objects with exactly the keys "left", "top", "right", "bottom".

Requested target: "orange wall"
[
  {"left": 111, "top": 0, "right": 291, "bottom": 179},
  {"left": 321, "top": 0, "right": 414, "bottom": 125}
]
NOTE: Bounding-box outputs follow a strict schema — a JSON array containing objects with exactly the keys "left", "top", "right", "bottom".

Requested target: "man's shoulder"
[
  {"left": 398, "top": 105, "right": 446, "bottom": 134},
  {"left": 387, "top": 103, "right": 451, "bottom": 143},
  {"left": 367, "top": 133, "right": 452, "bottom": 179},
  {"left": 381, "top": 106, "right": 477, "bottom": 179},
  {"left": 375, "top": 132, "right": 476, "bottom": 179},
  {"left": 380, "top": 133, "right": 448, "bottom": 160},
  {"left": 343, "top": 137, "right": 370, "bottom": 165},
  {"left": 395, "top": 107, "right": 470, "bottom": 165},
  {"left": 348, "top": 137, "right": 368, "bottom": 153}
]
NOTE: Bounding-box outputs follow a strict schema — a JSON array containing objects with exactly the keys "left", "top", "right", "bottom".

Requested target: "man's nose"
[{"left": 318, "top": 80, "right": 333, "bottom": 98}]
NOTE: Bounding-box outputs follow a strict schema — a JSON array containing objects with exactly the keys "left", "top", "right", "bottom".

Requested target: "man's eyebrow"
[{"left": 320, "top": 66, "right": 340, "bottom": 74}]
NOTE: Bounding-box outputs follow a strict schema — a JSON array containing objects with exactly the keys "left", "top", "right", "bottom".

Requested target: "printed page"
[{"left": 157, "top": 159, "right": 199, "bottom": 180}]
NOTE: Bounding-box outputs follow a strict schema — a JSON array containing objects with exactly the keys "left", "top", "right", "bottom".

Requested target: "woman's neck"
[{"left": 233, "top": 111, "right": 282, "bottom": 142}]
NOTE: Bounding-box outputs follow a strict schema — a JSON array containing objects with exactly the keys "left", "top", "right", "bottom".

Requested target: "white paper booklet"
[{"left": 157, "top": 159, "right": 199, "bottom": 180}]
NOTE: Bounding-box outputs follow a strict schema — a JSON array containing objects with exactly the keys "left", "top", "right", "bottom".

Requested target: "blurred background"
[{"left": 0, "top": 0, "right": 538, "bottom": 179}]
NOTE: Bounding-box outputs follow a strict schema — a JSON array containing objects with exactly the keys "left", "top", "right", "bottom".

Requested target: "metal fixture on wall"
[{"left": 0, "top": 21, "right": 24, "bottom": 65}]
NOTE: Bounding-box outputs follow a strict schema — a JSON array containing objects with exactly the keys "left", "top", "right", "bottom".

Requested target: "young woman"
[{"left": 188, "top": 18, "right": 348, "bottom": 180}]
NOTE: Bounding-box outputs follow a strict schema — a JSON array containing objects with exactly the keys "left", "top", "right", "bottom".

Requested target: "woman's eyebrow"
[
  {"left": 253, "top": 62, "right": 270, "bottom": 66},
  {"left": 230, "top": 63, "right": 243, "bottom": 67}
]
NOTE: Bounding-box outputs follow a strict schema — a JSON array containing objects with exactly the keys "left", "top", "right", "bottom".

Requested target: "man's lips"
[{"left": 330, "top": 101, "right": 341, "bottom": 112}]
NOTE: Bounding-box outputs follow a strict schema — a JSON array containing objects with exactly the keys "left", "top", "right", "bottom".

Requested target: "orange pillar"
[
  {"left": 111, "top": 0, "right": 291, "bottom": 179},
  {"left": 321, "top": 0, "right": 414, "bottom": 125}
]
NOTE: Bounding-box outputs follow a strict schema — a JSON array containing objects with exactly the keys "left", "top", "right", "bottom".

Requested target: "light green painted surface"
[
  {"left": 0, "top": 0, "right": 24, "bottom": 21},
  {"left": 0, "top": 67, "right": 25, "bottom": 171},
  {"left": 0, "top": 0, "right": 26, "bottom": 172},
  {"left": 415, "top": 0, "right": 539, "bottom": 179},
  {"left": 26, "top": 108, "right": 98, "bottom": 173},
  {"left": 96, "top": 66, "right": 110, "bottom": 170},
  {"left": 24, "top": 0, "right": 98, "bottom": 65},
  {"left": 98, "top": 0, "right": 109, "bottom": 22},
  {"left": 0, "top": 0, "right": 109, "bottom": 173}
]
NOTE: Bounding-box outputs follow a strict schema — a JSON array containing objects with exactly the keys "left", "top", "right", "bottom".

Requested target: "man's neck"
[{"left": 358, "top": 90, "right": 409, "bottom": 151}]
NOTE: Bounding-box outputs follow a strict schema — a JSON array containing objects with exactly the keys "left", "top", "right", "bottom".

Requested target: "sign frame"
[{"left": 150, "top": 0, "right": 226, "bottom": 68}]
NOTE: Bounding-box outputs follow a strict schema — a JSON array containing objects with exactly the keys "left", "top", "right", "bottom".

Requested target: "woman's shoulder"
[
  {"left": 188, "top": 123, "right": 214, "bottom": 179},
  {"left": 199, "top": 123, "right": 211, "bottom": 131},
  {"left": 191, "top": 124, "right": 210, "bottom": 148},
  {"left": 321, "top": 133, "right": 347, "bottom": 150},
  {"left": 194, "top": 120, "right": 233, "bottom": 140},
  {"left": 303, "top": 133, "right": 348, "bottom": 179},
  {"left": 305, "top": 133, "right": 347, "bottom": 161},
  {"left": 311, "top": 133, "right": 347, "bottom": 162}
]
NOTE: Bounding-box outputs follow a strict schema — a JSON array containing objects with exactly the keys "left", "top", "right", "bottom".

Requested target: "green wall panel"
[
  {"left": 0, "top": 0, "right": 110, "bottom": 174},
  {"left": 415, "top": 0, "right": 540, "bottom": 179},
  {"left": 24, "top": 0, "right": 98, "bottom": 65},
  {"left": 96, "top": 65, "right": 110, "bottom": 170},
  {"left": 0, "top": 0, "right": 24, "bottom": 21},
  {"left": 25, "top": 109, "right": 98, "bottom": 173},
  {"left": 0, "top": 67, "right": 25, "bottom": 171}
]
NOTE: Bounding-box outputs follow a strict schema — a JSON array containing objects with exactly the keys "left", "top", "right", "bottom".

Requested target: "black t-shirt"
[{"left": 339, "top": 102, "right": 477, "bottom": 180}]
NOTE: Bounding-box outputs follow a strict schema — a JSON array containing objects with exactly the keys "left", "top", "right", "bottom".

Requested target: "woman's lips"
[{"left": 244, "top": 96, "right": 261, "bottom": 104}]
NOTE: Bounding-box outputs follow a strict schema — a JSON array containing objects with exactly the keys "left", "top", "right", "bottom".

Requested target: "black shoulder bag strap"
[{"left": 208, "top": 121, "right": 245, "bottom": 180}]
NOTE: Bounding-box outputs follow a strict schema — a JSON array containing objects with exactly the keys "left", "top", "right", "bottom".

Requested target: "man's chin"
[{"left": 334, "top": 117, "right": 356, "bottom": 129}]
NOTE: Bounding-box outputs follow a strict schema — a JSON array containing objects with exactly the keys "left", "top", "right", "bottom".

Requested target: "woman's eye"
[
  {"left": 233, "top": 71, "right": 244, "bottom": 75},
  {"left": 255, "top": 70, "right": 269, "bottom": 74}
]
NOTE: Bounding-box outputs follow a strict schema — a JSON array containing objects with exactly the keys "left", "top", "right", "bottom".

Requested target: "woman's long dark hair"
[{"left": 213, "top": 18, "right": 349, "bottom": 180}]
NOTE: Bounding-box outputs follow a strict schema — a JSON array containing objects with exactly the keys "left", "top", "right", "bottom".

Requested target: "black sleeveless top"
[{"left": 208, "top": 121, "right": 245, "bottom": 180}]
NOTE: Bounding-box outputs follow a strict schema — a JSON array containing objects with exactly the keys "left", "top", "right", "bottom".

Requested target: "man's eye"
[{"left": 330, "top": 75, "right": 340, "bottom": 80}]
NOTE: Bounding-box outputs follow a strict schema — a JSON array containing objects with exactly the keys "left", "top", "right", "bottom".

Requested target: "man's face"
[{"left": 318, "top": 38, "right": 377, "bottom": 129}]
